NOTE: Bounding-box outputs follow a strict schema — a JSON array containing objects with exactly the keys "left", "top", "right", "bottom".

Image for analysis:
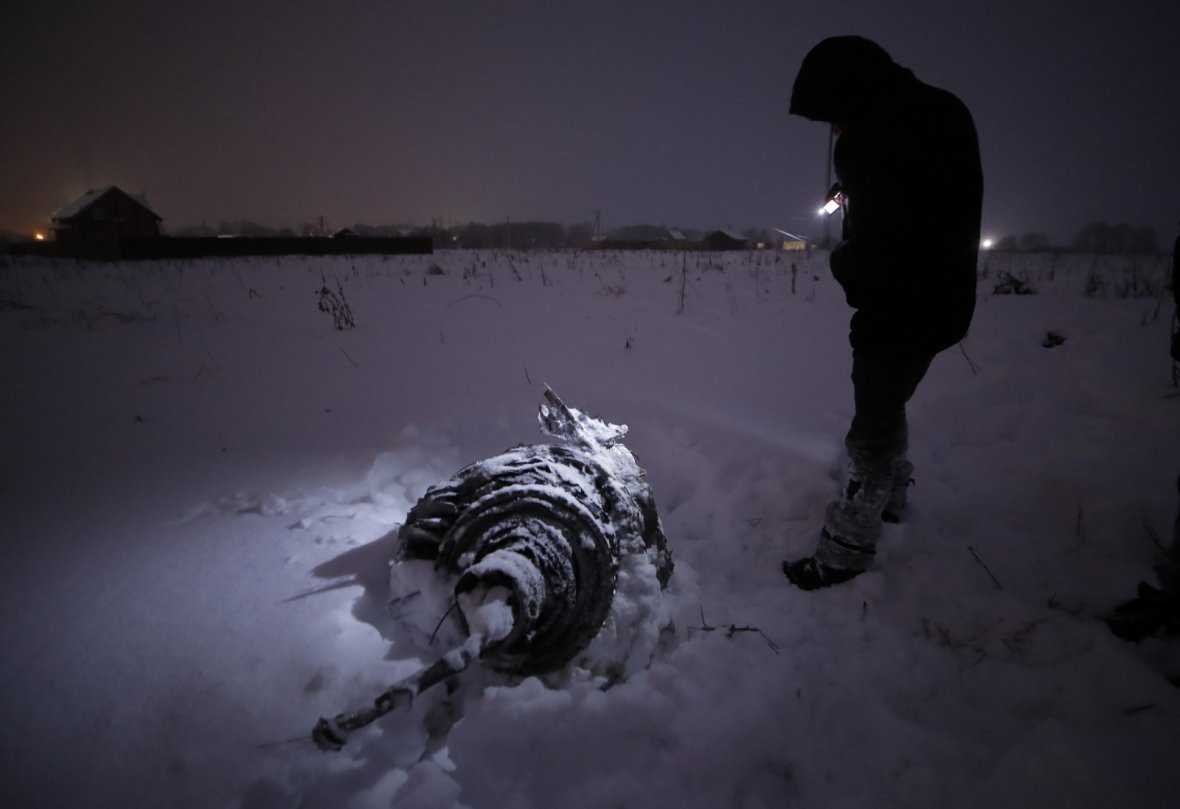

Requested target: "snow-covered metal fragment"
[{"left": 312, "top": 388, "right": 672, "bottom": 750}]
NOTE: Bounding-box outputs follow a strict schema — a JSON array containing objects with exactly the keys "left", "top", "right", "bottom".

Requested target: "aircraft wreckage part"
[
  {"left": 406, "top": 448, "right": 634, "bottom": 676},
  {"left": 312, "top": 390, "right": 672, "bottom": 751},
  {"left": 312, "top": 645, "right": 476, "bottom": 752}
]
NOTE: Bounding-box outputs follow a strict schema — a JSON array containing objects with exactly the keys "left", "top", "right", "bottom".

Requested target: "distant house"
[
  {"left": 51, "top": 186, "right": 162, "bottom": 244},
  {"left": 704, "top": 229, "right": 749, "bottom": 251},
  {"left": 776, "top": 230, "right": 809, "bottom": 251}
]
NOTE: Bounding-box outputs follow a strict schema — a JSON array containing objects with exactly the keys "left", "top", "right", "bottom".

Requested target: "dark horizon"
[{"left": 3, "top": 1, "right": 1177, "bottom": 247}]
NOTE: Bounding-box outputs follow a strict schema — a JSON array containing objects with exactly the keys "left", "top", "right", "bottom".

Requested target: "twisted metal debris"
[{"left": 313, "top": 389, "right": 672, "bottom": 750}]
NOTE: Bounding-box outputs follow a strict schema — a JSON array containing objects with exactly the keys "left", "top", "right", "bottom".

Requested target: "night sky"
[{"left": 2, "top": 0, "right": 1177, "bottom": 246}]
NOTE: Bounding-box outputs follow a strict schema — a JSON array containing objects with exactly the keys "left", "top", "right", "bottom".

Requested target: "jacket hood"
[{"left": 789, "top": 36, "right": 910, "bottom": 126}]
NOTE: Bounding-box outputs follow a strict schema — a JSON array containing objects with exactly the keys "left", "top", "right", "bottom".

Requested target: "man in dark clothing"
[{"left": 783, "top": 36, "right": 984, "bottom": 589}]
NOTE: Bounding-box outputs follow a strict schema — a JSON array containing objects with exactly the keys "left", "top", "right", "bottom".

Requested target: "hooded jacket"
[{"left": 791, "top": 37, "right": 983, "bottom": 357}]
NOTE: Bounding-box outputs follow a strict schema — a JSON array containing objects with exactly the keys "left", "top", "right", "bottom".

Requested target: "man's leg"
[
  {"left": 883, "top": 458, "right": 915, "bottom": 523},
  {"left": 785, "top": 353, "right": 933, "bottom": 589}
]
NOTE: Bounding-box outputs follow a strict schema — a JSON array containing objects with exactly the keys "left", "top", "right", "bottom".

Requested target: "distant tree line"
[
  {"left": 163, "top": 219, "right": 787, "bottom": 250},
  {"left": 994, "top": 232, "right": 1051, "bottom": 252},
  {"left": 1069, "top": 221, "right": 1159, "bottom": 254},
  {"left": 167, "top": 219, "right": 592, "bottom": 246},
  {"left": 994, "top": 222, "right": 1161, "bottom": 254},
  {"left": 155, "top": 219, "right": 1163, "bottom": 254},
  {"left": 169, "top": 220, "right": 301, "bottom": 238}
]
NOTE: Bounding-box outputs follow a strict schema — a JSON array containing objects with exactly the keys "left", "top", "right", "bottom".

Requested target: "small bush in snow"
[
  {"left": 317, "top": 273, "right": 355, "bottom": 330},
  {"left": 993, "top": 271, "right": 1035, "bottom": 295}
]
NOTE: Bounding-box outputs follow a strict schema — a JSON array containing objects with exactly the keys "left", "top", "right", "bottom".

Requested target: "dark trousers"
[
  {"left": 847, "top": 353, "right": 934, "bottom": 479},
  {"left": 816, "top": 353, "right": 934, "bottom": 570}
]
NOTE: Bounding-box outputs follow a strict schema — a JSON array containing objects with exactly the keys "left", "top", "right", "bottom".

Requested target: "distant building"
[
  {"left": 776, "top": 230, "right": 809, "bottom": 251},
  {"left": 704, "top": 229, "right": 749, "bottom": 251},
  {"left": 9, "top": 189, "right": 432, "bottom": 259},
  {"left": 51, "top": 186, "right": 162, "bottom": 244}
]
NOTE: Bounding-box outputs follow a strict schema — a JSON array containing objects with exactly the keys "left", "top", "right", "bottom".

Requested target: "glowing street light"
[
  {"left": 981, "top": 238, "right": 994, "bottom": 249},
  {"left": 34, "top": 232, "right": 45, "bottom": 241}
]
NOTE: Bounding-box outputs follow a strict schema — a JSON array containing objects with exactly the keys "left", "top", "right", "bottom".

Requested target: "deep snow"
[{"left": 1, "top": 247, "right": 1178, "bottom": 808}]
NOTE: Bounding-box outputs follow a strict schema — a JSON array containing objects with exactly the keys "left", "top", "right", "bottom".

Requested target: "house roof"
[
  {"left": 52, "top": 186, "right": 161, "bottom": 222},
  {"left": 707, "top": 229, "right": 747, "bottom": 242}
]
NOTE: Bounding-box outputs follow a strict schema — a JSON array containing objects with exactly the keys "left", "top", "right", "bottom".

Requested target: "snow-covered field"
[{"left": 1, "top": 247, "right": 1178, "bottom": 809}]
